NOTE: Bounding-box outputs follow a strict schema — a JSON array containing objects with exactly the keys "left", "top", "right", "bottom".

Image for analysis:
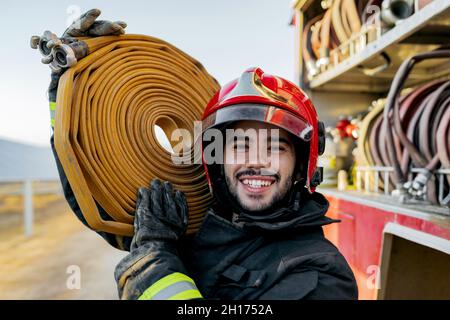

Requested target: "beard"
[{"left": 224, "top": 169, "right": 294, "bottom": 213}]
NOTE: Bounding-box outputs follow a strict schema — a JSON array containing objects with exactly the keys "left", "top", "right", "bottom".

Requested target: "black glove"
[
  {"left": 131, "top": 179, "right": 189, "bottom": 250},
  {"left": 115, "top": 179, "right": 193, "bottom": 300},
  {"left": 62, "top": 8, "right": 127, "bottom": 38}
]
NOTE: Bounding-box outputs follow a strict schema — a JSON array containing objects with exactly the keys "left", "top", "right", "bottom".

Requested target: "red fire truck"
[{"left": 291, "top": 0, "right": 450, "bottom": 299}]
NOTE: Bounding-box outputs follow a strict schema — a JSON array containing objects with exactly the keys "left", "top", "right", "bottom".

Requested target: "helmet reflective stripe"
[
  {"left": 223, "top": 68, "right": 265, "bottom": 100},
  {"left": 216, "top": 67, "right": 304, "bottom": 112}
]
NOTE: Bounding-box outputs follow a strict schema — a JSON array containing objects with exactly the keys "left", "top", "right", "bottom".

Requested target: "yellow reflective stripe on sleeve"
[
  {"left": 168, "top": 289, "right": 203, "bottom": 300},
  {"left": 138, "top": 272, "right": 201, "bottom": 300},
  {"left": 50, "top": 102, "right": 56, "bottom": 127}
]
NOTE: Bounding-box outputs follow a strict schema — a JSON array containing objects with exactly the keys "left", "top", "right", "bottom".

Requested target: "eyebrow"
[{"left": 268, "top": 137, "right": 291, "bottom": 145}]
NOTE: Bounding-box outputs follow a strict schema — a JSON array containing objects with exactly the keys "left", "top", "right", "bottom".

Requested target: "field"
[{"left": 0, "top": 187, "right": 127, "bottom": 299}]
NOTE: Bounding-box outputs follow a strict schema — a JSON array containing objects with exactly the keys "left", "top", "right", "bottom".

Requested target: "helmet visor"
[{"left": 202, "top": 104, "right": 313, "bottom": 141}]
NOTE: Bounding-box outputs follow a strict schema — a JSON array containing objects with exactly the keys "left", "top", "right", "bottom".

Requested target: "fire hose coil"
[
  {"left": 356, "top": 50, "right": 450, "bottom": 204},
  {"left": 54, "top": 34, "right": 220, "bottom": 237}
]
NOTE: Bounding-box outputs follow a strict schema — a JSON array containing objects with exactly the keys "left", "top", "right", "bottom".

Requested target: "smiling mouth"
[{"left": 238, "top": 175, "right": 277, "bottom": 192}]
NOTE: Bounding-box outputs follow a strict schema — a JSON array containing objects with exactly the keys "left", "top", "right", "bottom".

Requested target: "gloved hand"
[
  {"left": 131, "top": 179, "right": 189, "bottom": 250},
  {"left": 34, "top": 8, "right": 127, "bottom": 126},
  {"left": 62, "top": 8, "right": 127, "bottom": 37},
  {"left": 115, "top": 179, "right": 192, "bottom": 300}
]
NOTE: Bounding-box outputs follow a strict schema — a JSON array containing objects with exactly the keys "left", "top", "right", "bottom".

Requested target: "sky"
[{"left": 0, "top": 0, "right": 296, "bottom": 146}]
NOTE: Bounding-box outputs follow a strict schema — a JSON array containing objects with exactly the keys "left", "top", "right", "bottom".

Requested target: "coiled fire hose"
[
  {"left": 356, "top": 50, "right": 450, "bottom": 206},
  {"left": 355, "top": 98, "right": 387, "bottom": 189},
  {"left": 303, "top": 14, "right": 323, "bottom": 77},
  {"left": 331, "top": 0, "right": 361, "bottom": 45},
  {"left": 303, "top": 0, "right": 362, "bottom": 77},
  {"left": 32, "top": 34, "right": 220, "bottom": 237},
  {"left": 302, "top": 0, "right": 416, "bottom": 79},
  {"left": 384, "top": 49, "right": 450, "bottom": 204}
]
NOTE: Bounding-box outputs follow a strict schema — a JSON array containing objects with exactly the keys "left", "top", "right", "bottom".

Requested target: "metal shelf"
[
  {"left": 319, "top": 188, "right": 450, "bottom": 221},
  {"left": 300, "top": 0, "right": 450, "bottom": 93}
]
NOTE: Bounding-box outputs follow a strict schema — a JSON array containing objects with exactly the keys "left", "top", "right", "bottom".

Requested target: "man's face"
[{"left": 223, "top": 121, "right": 296, "bottom": 212}]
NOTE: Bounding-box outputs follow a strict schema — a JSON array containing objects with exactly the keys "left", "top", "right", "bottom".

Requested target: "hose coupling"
[{"left": 52, "top": 40, "right": 89, "bottom": 68}]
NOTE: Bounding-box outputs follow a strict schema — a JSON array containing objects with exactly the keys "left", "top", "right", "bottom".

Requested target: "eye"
[
  {"left": 269, "top": 144, "right": 286, "bottom": 153},
  {"left": 233, "top": 141, "right": 248, "bottom": 152},
  {"left": 232, "top": 136, "right": 250, "bottom": 152}
]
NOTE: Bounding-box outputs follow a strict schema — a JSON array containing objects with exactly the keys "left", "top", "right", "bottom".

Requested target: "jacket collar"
[{"left": 200, "top": 190, "right": 338, "bottom": 240}]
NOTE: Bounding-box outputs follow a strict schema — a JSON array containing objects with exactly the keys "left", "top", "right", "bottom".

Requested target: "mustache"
[{"left": 235, "top": 168, "right": 280, "bottom": 181}]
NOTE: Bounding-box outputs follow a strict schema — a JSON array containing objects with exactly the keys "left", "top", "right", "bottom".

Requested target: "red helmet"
[{"left": 201, "top": 67, "right": 325, "bottom": 193}]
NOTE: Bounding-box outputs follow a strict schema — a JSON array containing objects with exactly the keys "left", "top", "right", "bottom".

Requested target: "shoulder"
[
  {"left": 259, "top": 249, "right": 358, "bottom": 300},
  {"left": 261, "top": 230, "right": 358, "bottom": 300},
  {"left": 276, "top": 226, "right": 342, "bottom": 262},
  {"left": 280, "top": 230, "right": 356, "bottom": 283}
]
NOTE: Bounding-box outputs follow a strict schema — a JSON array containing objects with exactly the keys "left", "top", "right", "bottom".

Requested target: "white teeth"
[{"left": 241, "top": 179, "right": 273, "bottom": 188}]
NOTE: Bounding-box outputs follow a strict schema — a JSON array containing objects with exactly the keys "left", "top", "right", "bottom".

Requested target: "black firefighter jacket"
[
  {"left": 51, "top": 135, "right": 358, "bottom": 300},
  {"left": 180, "top": 197, "right": 358, "bottom": 300}
]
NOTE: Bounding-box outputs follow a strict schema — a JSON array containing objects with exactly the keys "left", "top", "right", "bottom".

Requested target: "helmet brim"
[{"left": 202, "top": 104, "right": 313, "bottom": 142}]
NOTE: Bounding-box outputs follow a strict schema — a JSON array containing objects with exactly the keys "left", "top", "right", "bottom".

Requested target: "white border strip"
[{"left": 383, "top": 222, "right": 450, "bottom": 254}]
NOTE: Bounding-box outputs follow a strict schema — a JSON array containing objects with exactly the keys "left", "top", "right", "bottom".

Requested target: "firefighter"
[{"left": 48, "top": 9, "right": 358, "bottom": 300}]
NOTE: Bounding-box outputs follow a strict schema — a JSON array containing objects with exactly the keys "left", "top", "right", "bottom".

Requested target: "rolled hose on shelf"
[
  {"left": 356, "top": 49, "right": 450, "bottom": 205},
  {"left": 331, "top": 0, "right": 361, "bottom": 45},
  {"left": 355, "top": 98, "right": 388, "bottom": 190},
  {"left": 34, "top": 34, "right": 220, "bottom": 237},
  {"left": 302, "top": 0, "right": 362, "bottom": 77},
  {"left": 384, "top": 49, "right": 450, "bottom": 203},
  {"left": 302, "top": 0, "right": 418, "bottom": 80},
  {"left": 303, "top": 14, "right": 323, "bottom": 77}
]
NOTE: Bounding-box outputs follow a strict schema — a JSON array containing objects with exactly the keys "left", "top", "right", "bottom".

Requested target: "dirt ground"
[{"left": 0, "top": 194, "right": 127, "bottom": 299}]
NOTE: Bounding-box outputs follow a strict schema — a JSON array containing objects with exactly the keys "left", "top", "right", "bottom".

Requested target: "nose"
[{"left": 247, "top": 142, "right": 271, "bottom": 168}]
